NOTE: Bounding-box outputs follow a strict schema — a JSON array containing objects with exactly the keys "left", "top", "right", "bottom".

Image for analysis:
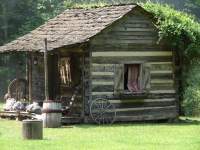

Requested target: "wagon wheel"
[
  {"left": 90, "top": 98, "right": 116, "bottom": 125},
  {"left": 7, "top": 78, "right": 27, "bottom": 101}
]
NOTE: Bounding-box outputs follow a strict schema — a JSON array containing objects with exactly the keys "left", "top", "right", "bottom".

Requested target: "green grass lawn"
[{"left": 0, "top": 119, "right": 200, "bottom": 150}]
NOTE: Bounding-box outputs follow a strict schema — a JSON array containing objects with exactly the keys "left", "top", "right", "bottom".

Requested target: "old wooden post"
[
  {"left": 44, "top": 38, "right": 49, "bottom": 100},
  {"left": 28, "top": 53, "right": 33, "bottom": 103},
  {"left": 42, "top": 100, "right": 62, "bottom": 128},
  {"left": 22, "top": 120, "right": 43, "bottom": 140}
]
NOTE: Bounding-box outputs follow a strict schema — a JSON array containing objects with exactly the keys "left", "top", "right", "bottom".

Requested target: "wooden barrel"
[
  {"left": 22, "top": 120, "right": 43, "bottom": 140},
  {"left": 42, "top": 100, "right": 62, "bottom": 128}
]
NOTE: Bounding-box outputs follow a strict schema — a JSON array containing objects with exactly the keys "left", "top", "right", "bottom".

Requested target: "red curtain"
[{"left": 127, "top": 64, "right": 140, "bottom": 92}]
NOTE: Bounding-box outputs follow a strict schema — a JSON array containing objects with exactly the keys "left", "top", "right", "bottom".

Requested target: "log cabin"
[{"left": 0, "top": 4, "right": 179, "bottom": 123}]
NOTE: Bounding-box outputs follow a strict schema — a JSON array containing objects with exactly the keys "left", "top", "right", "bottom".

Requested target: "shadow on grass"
[{"left": 71, "top": 117, "right": 200, "bottom": 129}]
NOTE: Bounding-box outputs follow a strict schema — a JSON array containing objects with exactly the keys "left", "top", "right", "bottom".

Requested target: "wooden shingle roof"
[{"left": 0, "top": 4, "right": 144, "bottom": 52}]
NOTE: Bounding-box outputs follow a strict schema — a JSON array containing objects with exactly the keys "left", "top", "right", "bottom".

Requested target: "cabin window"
[
  {"left": 124, "top": 64, "right": 142, "bottom": 93},
  {"left": 114, "top": 63, "right": 151, "bottom": 95}
]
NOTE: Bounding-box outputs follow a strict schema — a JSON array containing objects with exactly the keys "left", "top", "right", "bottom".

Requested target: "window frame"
[{"left": 122, "top": 61, "right": 145, "bottom": 94}]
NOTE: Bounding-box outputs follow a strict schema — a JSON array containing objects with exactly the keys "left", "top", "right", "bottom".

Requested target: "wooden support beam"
[
  {"left": 25, "top": 52, "right": 28, "bottom": 100},
  {"left": 81, "top": 55, "right": 85, "bottom": 119},
  {"left": 44, "top": 38, "right": 49, "bottom": 101},
  {"left": 28, "top": 53, "right": 32, "bottom": 103}
]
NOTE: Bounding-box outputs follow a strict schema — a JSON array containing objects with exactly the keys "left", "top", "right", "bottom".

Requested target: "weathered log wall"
[
  {"left": 32, "top": 53, "right": 45, "bottom": 101},
  {"left": 87, "top": 9, "right": 178, "bottom": 121}
]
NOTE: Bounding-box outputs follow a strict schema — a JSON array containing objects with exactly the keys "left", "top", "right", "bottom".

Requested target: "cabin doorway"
[{"left": 49, "top": 52, "right": 84, "bottom": 117}]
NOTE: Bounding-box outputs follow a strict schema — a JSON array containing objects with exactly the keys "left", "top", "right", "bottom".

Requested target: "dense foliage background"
[{"left": 0, "top": 0, "right": 200, "bottom": 116}]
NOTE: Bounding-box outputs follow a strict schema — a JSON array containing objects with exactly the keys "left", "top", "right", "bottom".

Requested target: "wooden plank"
[
  {"left": 150, "top": 70, "right": 173, "bottom": 74},
  {"left": 147, "top": 62, "right": 173, "bottom": 65},
  {"left": 151, "top": 74, "right": 173, "bottom": 80},
  {"left": 92, "top": 81, "right": 114, "bottom": 85},
  {"left": 91, "top": 93, "right": 176, "bottom": 100},
  {"left": 107, "top": 31, "right": 157, "bottom": 36},
  {"left": 91, "top": 44, "right": 163, "bottom": 52},
  {"left": 151, "top": 86, "right": 174, "bottom": 91},
  {"left": 28, "top": 53, "right": 33, "bottom": 103},
  {"left": 109, "top": 98, "right": 176, "bottom": 104},
  {"left": 44, "top": 38, "right": 49, "bottom": 100},
  {"left": 112, "top": 27, "right": 156, "bottom": 32},
  {"left": 91, "top": 72, "right": 114, "bottom": 76},
  {"left": 151, "top": 79, "right": 174, "bottom": 84},
  {"left": 92, "top": 85, "right": 113, "bottom": 92},
  {"left": 115, "top": 113, "right": 177, "bottom": 121},
  {"left": 92, "top": 64, "right": 114, "bottom": 67},
  {"left": 92, "top": 51, "right": 172, "bottom": 57},
  {"left": 121, "top": 20, "right": 153, "bottom": 24},
  {"left": 114, "top": 106, "right": 176, "bottom": 112},
  {"left": 114, "top": 105, "right": 177, "bottom": 116},
  {"left": 96, "top": 35, "right": 157, "bottom": 40},
  {"left": 92, "top": 39, "right": 156, "bottom": 44},
  {"left": 92, "top": 92, "right": 113, "bottom": 96},
  {"left": 123, "top": 23, "right": 155, "bottom": 28},
  {"left": 91, "top": 64, "right": 115, "bottom": 72},
  {"left": 149, "top": 90, "right": 176, "bottom": 94},
  {"left": 92, "top": 56, "right": 172, "bottom": 64},
  {"left": 111, "top": 101, "right": 176, "bottom": 109},
  {"left": 92, "top": 75, "right": 114, "bottom": 80}
]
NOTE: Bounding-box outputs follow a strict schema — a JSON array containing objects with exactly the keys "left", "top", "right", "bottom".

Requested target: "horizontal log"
[
  {"left": 96, "top": 35, "right": 158, "bottom": 40},
  {"left": 150, "top": 70, "right": 173, "bottom": 74},
  {"left": 114, "top": 106, "right": 176, "bottom": 112},
  {"left": 92, "top": 85, "right": 114, "bottom": 92},
  {"left": 149, "top": 90, "right": 176, "bottom": 94},
  {"left": 92, "top": 64, "right": 114, "bottom": 67},
  {"left": 92, "top": 56, "right": 172, "bottom": 64},
  {"left": 92, "top": 39, "right": 156, "bottom": 44},
  {"left": 147, "top": 62, "right": 173, "bottom": 65},
  {"left": 107, "top": 31, "right": 157, "bottom": 36},
  {"left": 113, "top": 27, "right": 156, "bottom": 32},
  {"left": 92, "top": 75, "right": 114, "bottom": 80},
  {"left": 151, "top": 73, "right": 173, "bottom": 79},
  {"left": 92, "top": 81, "right": 114, "bottom": 85},
  {"left": 151, "top": 79, "right": 174, "bottom": 84},
  {"left": 91, "top": 94, "right": 176, "bottom": 100},
  {"left": 115, "top": 113, "right": 177, "bottom": 121},
  {"left": 151, "top": 86, "right": 174, "bottom": 91},
  {"left": 92, "top": 51, "right": 172, "bottom": 57},
  {"left": 92, "top": 92, "right": 113, "bottom": 96},
  {"left": 91, "top": 42, "right": 162, "bottom": 47},
  {"left": 109, "top": 98, "right": 176, "bottom": 104},
  {"left": 151, "top": 82, "right": 174, "bottom": 87},
  {"left": 111, "top": 101, "right": 175, "bottom": 109},
  {"left": 122, "top": 20, "right": 153, "bottom": 24},
  {"left": 92, "top": 78, "right": 114, "bottom": 82},
  {"left": 90, "top": 44, "right": 164, "bottom": 52},
  {"left": 123, "top": 23, "right": 155, "bottom": 28},
  {"left": 126, "top": 16, "right": 152, "bottom": 21},
  {"left": 151, "top": 65, "right": 173, "bottom": 71},
  {"left": 91, "top": 64, "right": 115, "bottom": 72},
  {"left": 91, "top": 72, "right": 114, "bottom": 76}
]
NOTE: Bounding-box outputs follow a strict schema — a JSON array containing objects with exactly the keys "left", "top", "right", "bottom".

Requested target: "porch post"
[
  {"left": 44, "top": 38, "right": 49, "bottom": 100},
  {"left": 28, "top": 52, "right": 32, "bottom": 103}
]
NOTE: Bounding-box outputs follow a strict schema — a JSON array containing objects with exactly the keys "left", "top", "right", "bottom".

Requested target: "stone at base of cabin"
[{"left": 22, "top": 120, "right": 43, "bottom": 140}]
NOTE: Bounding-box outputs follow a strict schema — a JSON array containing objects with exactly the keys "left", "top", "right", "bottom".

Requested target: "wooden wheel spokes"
[{"left": 90, "top": 98, "right": 116, "bottom": 125}]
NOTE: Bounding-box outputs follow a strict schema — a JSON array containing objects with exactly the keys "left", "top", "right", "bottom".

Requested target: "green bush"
[
  {"left": 182, "top": 61, "right": 200, "bottom": 116},
  {"left": 142, "top": 2, "right": 200, "bottom": 116}
]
